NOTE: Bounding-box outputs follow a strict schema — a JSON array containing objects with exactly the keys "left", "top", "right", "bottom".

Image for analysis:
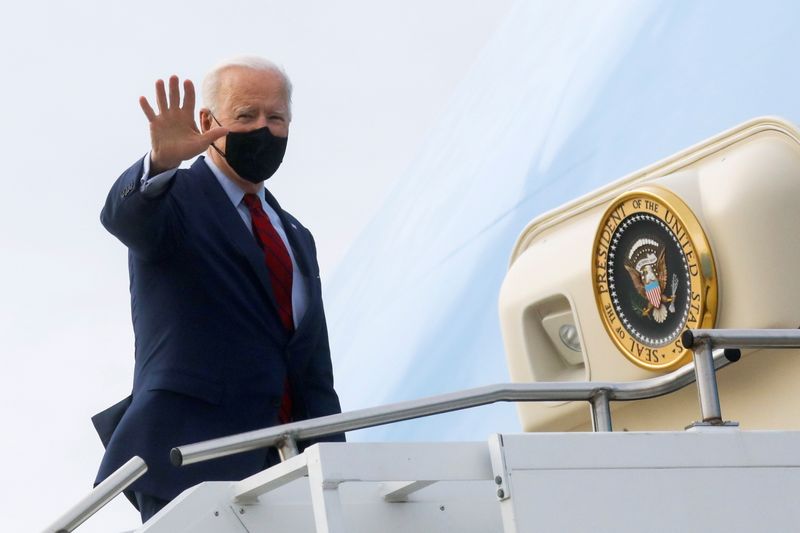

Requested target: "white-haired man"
[{"left": 93, "top": 57, "right": 344, "bottom": 523}]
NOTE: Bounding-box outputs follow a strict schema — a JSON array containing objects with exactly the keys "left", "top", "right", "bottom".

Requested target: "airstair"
[{"left": 46, "top": 329, "right": 800, "bottom": 532}]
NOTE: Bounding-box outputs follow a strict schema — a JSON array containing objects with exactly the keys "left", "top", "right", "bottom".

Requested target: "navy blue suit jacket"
[{"left": 94, "top": 156, "right": 343, "bottom": 503}]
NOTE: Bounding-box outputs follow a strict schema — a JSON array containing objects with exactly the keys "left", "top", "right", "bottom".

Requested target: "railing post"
[
  {"left": 690, "top": 337, "right": 725, "bottom": 425},
  {"left": 278, "top": 434, "right": 299, "bottom": 461},
  {"left": 590, "top": 390, "right": 612, "bottom": 432}
]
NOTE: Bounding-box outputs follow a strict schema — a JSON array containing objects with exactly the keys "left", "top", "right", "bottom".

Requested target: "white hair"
[{"left": 201, "top": 56, "right": 293, "bottom": 115}]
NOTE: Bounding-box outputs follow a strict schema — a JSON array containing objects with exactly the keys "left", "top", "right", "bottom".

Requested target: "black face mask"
[{"left": 210, "top": 114, "right": 288, "bottom": 183}]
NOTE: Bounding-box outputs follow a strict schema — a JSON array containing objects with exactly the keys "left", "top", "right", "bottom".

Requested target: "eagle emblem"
[{"left": 624, "top": 238, "right": 677, "bottom": 323}]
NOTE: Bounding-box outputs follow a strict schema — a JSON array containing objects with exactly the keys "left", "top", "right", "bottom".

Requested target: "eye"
[
  {"left": 269, "top": 115, "right": 285, "bottom": 122},
  {"left": 237, "top": 112, "right": 254, "bottom": 120}
]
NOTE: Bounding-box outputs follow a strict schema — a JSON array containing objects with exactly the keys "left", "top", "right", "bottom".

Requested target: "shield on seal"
[{"left": 645, "top": 280, "right": 662, "bottom": 309}]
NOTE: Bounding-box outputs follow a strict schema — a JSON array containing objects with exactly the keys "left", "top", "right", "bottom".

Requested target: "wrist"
[{"left": 149, "top": 154, "right": 180, "bottom": 176}]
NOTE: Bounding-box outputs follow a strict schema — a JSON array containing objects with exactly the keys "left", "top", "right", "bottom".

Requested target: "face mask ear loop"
[{"left": 208, "top": 111, "right": 227, "bottom": 159}]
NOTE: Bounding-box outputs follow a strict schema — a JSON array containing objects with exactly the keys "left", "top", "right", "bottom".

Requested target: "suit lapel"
[
  {"left": 192, "top": 159, "right": 280, "bottom": 314},
  {"left": 263, "top": 188, "right": 321, "bottom": 337},
  {"left": 263, "top": 189, "right": 313, "bottom": 277}
]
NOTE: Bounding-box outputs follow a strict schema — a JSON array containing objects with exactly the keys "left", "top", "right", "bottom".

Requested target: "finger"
[
  {"left": 155, "top": 79, "right": 168, "bottom": 114},
  {"left": 139, "top": 96, "right": 156, "bottom": 121},
  {"left": 182, "top": 79, "right": 195, "bottom": 113},
  {"left": 168, "top": 75, "right": 180, "bottom": 109},
  {"left": 201, "top": 126, "right": 229, "bottom": 144}
]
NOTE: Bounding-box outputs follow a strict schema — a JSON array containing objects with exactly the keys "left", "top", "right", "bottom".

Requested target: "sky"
[
  {"left": 6, "top": 1, "right": 800, "bottom": 531},
  {"left": 0, "top": 1, "right": 513, "bottom": 531}
]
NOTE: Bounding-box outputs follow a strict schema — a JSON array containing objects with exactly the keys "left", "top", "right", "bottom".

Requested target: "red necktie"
[{"left": 243, "top": 193, "right": 294, "bottom": 423}]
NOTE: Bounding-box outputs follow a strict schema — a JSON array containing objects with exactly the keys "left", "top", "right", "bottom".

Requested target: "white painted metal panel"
[{"left": 495, "top": 431, "right": 800, "bottom": 532}]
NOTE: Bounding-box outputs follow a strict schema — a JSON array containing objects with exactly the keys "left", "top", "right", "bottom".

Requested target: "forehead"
[{"left": 217, "top": 66, "right": 289, "bottom": 111}]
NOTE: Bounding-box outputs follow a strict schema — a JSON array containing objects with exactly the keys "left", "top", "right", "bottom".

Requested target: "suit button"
[{"left": 271, "top": 398, "right": 282, "bottom": 408}]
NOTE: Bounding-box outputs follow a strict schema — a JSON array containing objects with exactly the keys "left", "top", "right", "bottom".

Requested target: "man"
[{"left": 93, "top": 57, "right": 343, "bottom": 523}]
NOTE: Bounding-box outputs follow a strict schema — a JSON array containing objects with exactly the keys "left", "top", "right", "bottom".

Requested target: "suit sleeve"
[{"left": 100, "top": 157, "right": 185, "bottom": 261}]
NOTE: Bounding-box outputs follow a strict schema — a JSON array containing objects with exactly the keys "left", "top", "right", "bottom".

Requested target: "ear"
[{"left": 199, "top": 108, "right": 213, "bottom": 133}]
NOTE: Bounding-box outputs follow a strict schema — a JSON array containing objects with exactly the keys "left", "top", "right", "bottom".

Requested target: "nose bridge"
[{"left": 255, "top": 112, "right": 269, "bottom": 128}]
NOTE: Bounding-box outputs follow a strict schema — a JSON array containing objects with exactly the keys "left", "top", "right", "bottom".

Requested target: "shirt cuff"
[{"left": 140, "top": 152, "right": 179, "bottom": 198}]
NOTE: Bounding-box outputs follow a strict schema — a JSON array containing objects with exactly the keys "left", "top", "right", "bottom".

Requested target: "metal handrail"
[
  {"left": 44, "top": 456, "right": 147, "bottom": 533},
  {"left": 172, "top": 345, "right": 745, "bottom": 467},
  {"left": 683, "top": 328, "right": 800, "bottom": 349},
  {"left": 43, "top": 327, "right": 798, "bottom": 532}
]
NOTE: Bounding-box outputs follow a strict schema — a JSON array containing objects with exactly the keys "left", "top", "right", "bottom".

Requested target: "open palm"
[{"left": 140, "top": 75, "right": 227, "bottom": 174}]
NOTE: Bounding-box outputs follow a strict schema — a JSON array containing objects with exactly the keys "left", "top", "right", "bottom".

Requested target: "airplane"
[{"left": 324, "top": 0, "right": 800, "bottom": 442}]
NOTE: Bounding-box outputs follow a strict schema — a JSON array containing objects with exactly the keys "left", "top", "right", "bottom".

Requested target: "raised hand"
[{"left": 139, "top": 75, "right": 228, "bottom": 174}]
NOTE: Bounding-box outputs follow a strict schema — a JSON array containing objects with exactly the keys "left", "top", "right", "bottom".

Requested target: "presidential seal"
[{"left": 591, "top": 186, "right": 718, "bottom": 371}]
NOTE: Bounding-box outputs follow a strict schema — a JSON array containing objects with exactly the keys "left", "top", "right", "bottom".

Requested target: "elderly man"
[{"left": 92, "top": 57, "right": 343, "bottom": 522}]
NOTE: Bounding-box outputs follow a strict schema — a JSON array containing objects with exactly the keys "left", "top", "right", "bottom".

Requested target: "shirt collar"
[{"left": 203, "top": 156, "right": 266, "bottom": 207}]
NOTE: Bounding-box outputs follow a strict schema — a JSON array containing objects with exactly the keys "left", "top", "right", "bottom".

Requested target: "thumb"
[{"left": 202, "top": 126, "right": 228, "bottom": 145}]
